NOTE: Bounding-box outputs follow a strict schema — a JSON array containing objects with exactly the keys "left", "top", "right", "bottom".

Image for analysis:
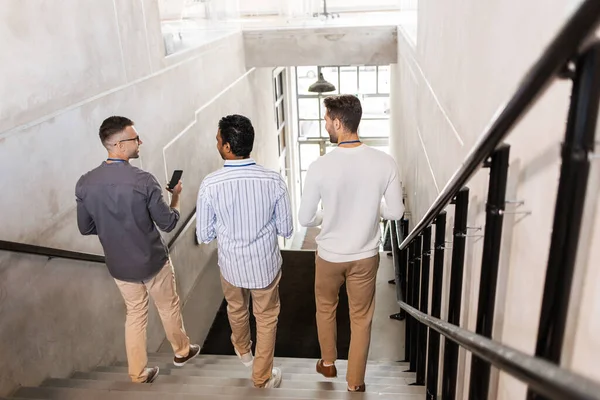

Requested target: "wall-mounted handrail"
[
  {"left": 399, "top": 302, "right": 600, "bottom": 400},
  {"left": 0, "top": 240, "right": 106, "bottom": 263},
  {"left": 399, "top": 0, "right": 600, "bottom": 250},
  {"left": 0, "top": 209, "right": 198, "bottom": 264},
  {"left": 168, "top": 207, "right": 197, "bottom": 248}
]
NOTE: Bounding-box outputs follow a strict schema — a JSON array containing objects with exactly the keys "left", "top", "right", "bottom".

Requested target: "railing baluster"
[
  {"left": 442, "top": 187, "right": 469, "bottom": 399},
  {"left": 527, "top": 43, "right": 600, "bottom": 400},
  {"left": 468, "top": 145, "right": 511, "bottom": 400},
  {"left": 426, "top": 213, "right": 447, "bottom": 399},
  {"left": 416, "top": 226, "right": 432, "bottom": 385},
  {"left": 402, "top": 219, "right": 409, "bottom": 317},
  {"left": 390, "top": 220, "right": 405, "bottom": 321},
  {"left": 405, "top": 240, "right": 415, "bottom": 367},
  {"left": 410, "top": 236, "right": 423, "bottom": 374}
]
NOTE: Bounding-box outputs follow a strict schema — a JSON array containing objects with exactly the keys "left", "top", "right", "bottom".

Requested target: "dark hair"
[
  {"left": 99, "top": 116, "right": 134, "bottom": 145},
  {"left": 323, "top": 95, "right": 362, "bottom": 133},
  {"left": 218, "top": 114, "right": 255, "bottom": 157}
]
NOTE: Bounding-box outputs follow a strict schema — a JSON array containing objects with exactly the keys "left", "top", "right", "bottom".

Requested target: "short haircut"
[
  {"left": 218, "top": 114, "right": 255, "bottom": 158},
  {"left": 99, "top": 116, "right": 134, "bottom": 145},
  {"left": 323, "top": 95, "right": 362, "bottom": 133}
]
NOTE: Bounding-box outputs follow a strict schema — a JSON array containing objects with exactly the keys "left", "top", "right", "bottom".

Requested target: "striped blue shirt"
[{"left": 196, "top": 158, "right": 293, "bottom": 289}]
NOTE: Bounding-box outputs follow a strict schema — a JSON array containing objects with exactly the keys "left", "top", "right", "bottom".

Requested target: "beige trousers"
[
  {"left": 315, "top": 253, "right": 380, "bottom": 387},
  {"left": 220, "top": 271, "right": 281, "bottom": 387},
  {"left": 114, "top": 260, "right": 190, "bottom": 382}
]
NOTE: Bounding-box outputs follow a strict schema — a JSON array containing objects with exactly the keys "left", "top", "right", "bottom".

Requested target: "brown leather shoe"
[
  {"left": 173, "top": 344, "right": 200, "bottom": 367},
  {"left": 316, "top": 359, "right": 337, "bottom": 378},
  {"left": 348, "top": 384, "right": 366, "bottom": 392}
]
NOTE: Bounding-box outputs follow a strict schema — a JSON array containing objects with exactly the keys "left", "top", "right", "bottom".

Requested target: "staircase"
[{"left": 8, "top": 354, "right": 424, "bottom": 399}]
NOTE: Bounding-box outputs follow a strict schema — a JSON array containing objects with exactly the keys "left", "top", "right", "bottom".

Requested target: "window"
[{"left": 274, "top": 70, "right": 286, "bottom": 156}]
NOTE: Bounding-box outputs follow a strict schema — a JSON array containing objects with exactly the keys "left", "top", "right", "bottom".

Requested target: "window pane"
[
  {"left": 378, "top": 66, "right": 391, "bottom": 94},
  {"left": 278, "top": 102, "right": 285, "bottom": 126},
  {"left": 340, "top": 66, "right": 358, "bottom": 94},
  {"left": 359, "top": 119, "right": 390, "bottom": 137},
  {"left": 299, "top": 120, "right": 320, "bottom": 138},
  {"left": 321, "top": 67, "right": 340, "bottom": 94},
  {"left": 279, "top": 128, "right": 286, "bottom": 153},
  {"left": 277, "top": 72, "right": 284, "bottom": 97},
  {"left": 362, "top": 96, "right": 390, "bottom": 119},
  {"left": 321, "top": 120, "right": 328, "bottom": 138},
  {"left": 297, "top": 66, "right": 318, "bottom": 95},
  {"left": 300, "top": 144, "right": 321, "bottom": 170},
  {"left": 298, "top": 98, "right": 320, "bottom": 119},
  {"left": 359, "top": 66, "right": 377, "bottom": 94}
]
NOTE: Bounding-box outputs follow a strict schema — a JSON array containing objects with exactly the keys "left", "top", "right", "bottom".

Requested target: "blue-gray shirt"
[{"left": 75, "top": 161, "right": 180, "bottom": 281}]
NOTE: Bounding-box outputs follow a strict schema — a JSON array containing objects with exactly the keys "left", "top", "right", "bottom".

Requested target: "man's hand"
[
  {"left": 166, "top": 180, "right": 183, "bottom": 195},
  {"left": 166, "top": 180, "right": 182, "bottom": 211}
]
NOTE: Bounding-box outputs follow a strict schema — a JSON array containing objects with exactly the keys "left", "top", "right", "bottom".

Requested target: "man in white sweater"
[{"left": 298, "top": 95, "right": 404, "bottom": 392}]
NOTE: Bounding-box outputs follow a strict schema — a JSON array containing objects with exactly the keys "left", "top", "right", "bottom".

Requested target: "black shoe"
[
  {"left": 173, "top": 344, "right": 200, "bottom": 367},
  {"left": 142, "top": 366, "right": 159, "bottom": 383}
]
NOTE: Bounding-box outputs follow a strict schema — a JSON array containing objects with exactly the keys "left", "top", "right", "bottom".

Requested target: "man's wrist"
[{"left": 170, "top": 193, "right": 181, "bottom": 209}]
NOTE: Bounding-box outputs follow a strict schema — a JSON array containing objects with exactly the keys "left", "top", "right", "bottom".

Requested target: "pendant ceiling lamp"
[{"left": 308, "top": 66, "right": 336, "bottom": 94}]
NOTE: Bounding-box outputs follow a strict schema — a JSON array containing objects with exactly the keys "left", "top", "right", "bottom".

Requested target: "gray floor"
[{"left": 370, "top": 253, "right": 406, "bottom": 361}]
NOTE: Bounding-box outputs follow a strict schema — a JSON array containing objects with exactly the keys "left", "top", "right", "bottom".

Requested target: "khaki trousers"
[
  {"left": 114, "top": 260, "right": 191, "bottom": 382},
  {"left": 315, "top": 253, "right": 380, "bottom": 387},
  {"left": 220, "top": 271, "right": 281, "bottom": 387}
]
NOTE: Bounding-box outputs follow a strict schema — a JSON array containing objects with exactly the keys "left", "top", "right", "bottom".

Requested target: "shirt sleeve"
[
  {"left": 75, "top": 178, "right": 97, "bottom": 235},
  {"left": 196, "top": 182, "right": 217, "bottom": 243},
  {"left": 298, "top": 163, "right": 323, "bottom": 227},
  {"left": 274, "top": 178, "right": 294, "bottom": 238},
  {"left": 380, "top": 159, "right": 405, "bottom": 221},
  {"left": 146, "top": 174, "right": 180, "bottom": 232}
]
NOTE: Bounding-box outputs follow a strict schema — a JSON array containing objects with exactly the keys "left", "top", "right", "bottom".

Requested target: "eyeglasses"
[{"left": 114, "top": 135, "right": 140, "bottom": 145}]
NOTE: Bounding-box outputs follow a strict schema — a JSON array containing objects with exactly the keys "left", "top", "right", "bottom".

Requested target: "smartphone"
[{"left": 168, "top": 170, "right": 183, "bottom": 190}]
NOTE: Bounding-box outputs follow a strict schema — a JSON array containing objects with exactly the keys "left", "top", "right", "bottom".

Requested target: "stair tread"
[
  {"left": 92, "top": 367, "right": 414, "bottom": 383},
  {"left": 148, "top": 354, "right": 407, "bottom": 367},
  {"left": 43, "top": 378, "right": 426, "bottom": 396},
  {"left": 72, "top": 371, "right": 415, "bottom": 387},
  {"left": 138, "top": 357, "right": 409, "bottom": 372},
  {"left": 15, "top": 386, "right": 423, "bottom": 400},
  {"left": 98, "top": 365, "right": 414, "bottom": 378}
]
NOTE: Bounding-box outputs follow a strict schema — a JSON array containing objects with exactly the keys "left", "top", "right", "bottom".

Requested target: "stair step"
[
  {"left": 99, "top": 365, "right": 414, "bottom": 379},
  {"left": 148, "top": 354, "right": 408, "bottom": 368},
  {"left": 136, "top": 358, "right": 410, "bottom": 372},
  {"left": 72, "top": 371, "right": 415, "bottom": 388},
  {"left": 93, "top": 366, "right": 414, "bottom": 383},
  {"left": 15, "top": 386, "right": 424, "bottom": 400},
  {"left": 43, "top": 378, "right": 426, "bottom": 396}
]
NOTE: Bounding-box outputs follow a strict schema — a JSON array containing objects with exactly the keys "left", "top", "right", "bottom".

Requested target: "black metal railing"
[
  {"left": 390, "top": 1, "right": 600, "bottom": 399},
  {"left": 0, "top": 208, "right": 198, "bottom": 264}
]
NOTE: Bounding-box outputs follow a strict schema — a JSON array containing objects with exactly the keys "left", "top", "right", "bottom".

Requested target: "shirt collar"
[{"left": 224, "top": 158, "right": 256, "bottom": 167}]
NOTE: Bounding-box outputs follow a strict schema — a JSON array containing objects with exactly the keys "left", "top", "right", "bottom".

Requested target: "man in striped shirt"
[{"left": 196, "top": 114, "right": 293, "bottom": 389}]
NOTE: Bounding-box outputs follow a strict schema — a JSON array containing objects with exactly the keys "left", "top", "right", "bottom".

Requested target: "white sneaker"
[
  {"left": 263, "top": 367, "right": 282, "bottom": 388},
  {"left": 234, "top": 342, "right": 254, "bottom": 367}
]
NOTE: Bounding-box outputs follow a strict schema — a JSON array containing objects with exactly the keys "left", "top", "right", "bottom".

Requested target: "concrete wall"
[
  {"left": 244, "top": 25, "right": 397, "bottom": 68},
  {"left": 389, "top": 0, "right": 600, "bottom": 399},
  {"left": 0, "top": 1, "right": 279, "bottom": 396}
]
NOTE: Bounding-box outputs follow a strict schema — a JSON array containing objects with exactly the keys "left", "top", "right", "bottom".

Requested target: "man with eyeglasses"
[{"left": 75, "top": 116, "right": 199, "bottom": 384}]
